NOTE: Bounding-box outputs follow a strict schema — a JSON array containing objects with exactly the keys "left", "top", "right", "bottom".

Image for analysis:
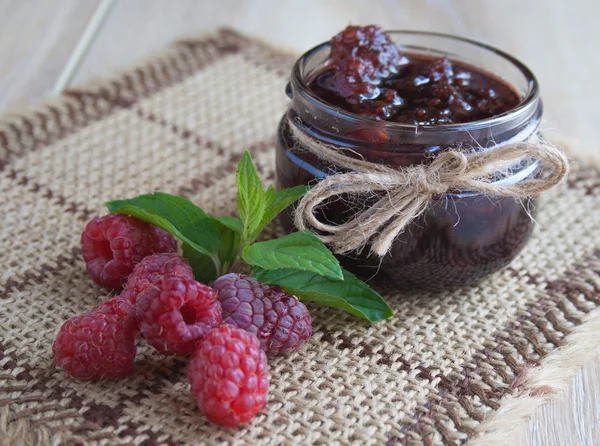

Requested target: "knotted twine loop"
[{"left": 289, "top": 118, "right": 570, "bottom": 257}]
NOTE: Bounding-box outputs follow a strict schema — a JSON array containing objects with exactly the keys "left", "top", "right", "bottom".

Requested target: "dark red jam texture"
[
  {"left": 326, "top": 25, "right": 404, "bottom": 105},
  {"left": 276, "top": 126, "right": 536, "bottom": 291},
  {"left": 312, "top": 25, "right": 520, "bottom": 124}
]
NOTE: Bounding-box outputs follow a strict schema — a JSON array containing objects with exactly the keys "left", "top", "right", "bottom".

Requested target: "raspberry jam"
[
  {"left": 312, "top": 26, "right": 520, "bottom": 124},
  {"left": 276, "top": 28, "right": 543, "bottom": 290}
]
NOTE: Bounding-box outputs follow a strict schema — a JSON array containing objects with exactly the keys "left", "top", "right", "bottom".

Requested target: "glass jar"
[{"left": 276, "top": 31, "right": 542, "bottom": 291}]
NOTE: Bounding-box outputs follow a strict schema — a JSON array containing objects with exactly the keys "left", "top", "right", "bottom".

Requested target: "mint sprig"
[
  {"left": 252, "top": 267, "right": 393, "bottom": 322},
  {"left": 236, "top": 151, "right": 266, "bottom": 245},
  {"left": 107, "top": 150, "right": 393, "bottom": 322},
  {"left": 242, "top": 231, "right": 343, "bottom": 280},
  {"left": 258, "top": 185, "right": 309, "bottom": 234}
]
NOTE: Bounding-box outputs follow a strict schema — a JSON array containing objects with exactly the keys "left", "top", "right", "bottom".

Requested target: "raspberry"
[
  {"left": 81, "top": 214, "right": 177, "bottom": 290},
  {"left": 136, "top": 275, "right": 222, "bottom": 355},
  {"left": 123, "top": 253, "right": 194, "bottom": 304},
  {"left": 94, "top": 295, "right": 139, "bottom": 335},
  {"left": 213, "top": 274, "right": 312, "bottom": 356},
  {"left": 187, "top": 325, "right": 268, "bottom": 427},
  {"left": 53, "top": 308, "right": 137, "bottom": 380}
]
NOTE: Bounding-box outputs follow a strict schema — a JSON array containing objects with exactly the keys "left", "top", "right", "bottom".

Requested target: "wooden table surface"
[{"left": 1, "top": 1, "right": 598, "bottom": 444}]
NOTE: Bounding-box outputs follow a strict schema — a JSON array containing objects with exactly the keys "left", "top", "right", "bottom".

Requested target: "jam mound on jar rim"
[{"left": 310, "top": 25, "right": 521, "bottom": 124}]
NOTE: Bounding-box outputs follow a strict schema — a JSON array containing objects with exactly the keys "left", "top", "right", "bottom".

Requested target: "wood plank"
[
  {"left": 0, "top": 0, "right": 101, "bottom": 110},
  {"left": 523, "top": 358, "right": 600, "bottom": 446},
  {"left": 73, "top": 0, "right": 474, "bottom": 83}
]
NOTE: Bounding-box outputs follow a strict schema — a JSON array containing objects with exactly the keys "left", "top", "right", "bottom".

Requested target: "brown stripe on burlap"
[
  {"left": 134, "top": 108, "right": 276, "bottom": 165},
  {"left": 0, "top": 29, "right": 244, "bottom": 167},
  {"left": 0, "top": 338, "right": 183, "bottom": 445},
  {"left": 4, "top": 168, "right": 95, "bottom": 222},
  {"left": 1, "top": 247, "right": 81, "bottom": 297},
  {"left": 135, "top": 104, "right": 278, "bottom": 202},
  {"left": 136, "top": 109, "right": 228, "bottom": 157},
  {"left": 175, "top": 137, "right": 276, "bottom": 199},
  {"left": 2, "top": 28, "right": 600, "bottom": 445},
  {"left": 566, "top": 159, "right": 600, "bottom": 196}
]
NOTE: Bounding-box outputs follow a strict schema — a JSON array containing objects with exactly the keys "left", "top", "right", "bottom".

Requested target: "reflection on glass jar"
[{"left": 276, "top": 31, "right": 543, "bottom": 291}]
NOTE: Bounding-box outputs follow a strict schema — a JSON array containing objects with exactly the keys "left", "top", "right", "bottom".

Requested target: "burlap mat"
[{"left": 1, "top": 28, "right": 599, "bottom": 446}]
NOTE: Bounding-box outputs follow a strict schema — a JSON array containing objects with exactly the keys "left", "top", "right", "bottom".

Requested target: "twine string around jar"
[{"left": 289, "top": 117, "right": 570, "bottom": 257}]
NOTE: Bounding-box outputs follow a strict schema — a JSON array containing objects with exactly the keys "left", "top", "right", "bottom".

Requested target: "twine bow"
[{"left": 290, "top": 119, "right": 569, "bottom": 257}]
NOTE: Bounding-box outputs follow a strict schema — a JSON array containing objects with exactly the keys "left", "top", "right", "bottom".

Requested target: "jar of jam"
[{"left": 276, "top": 30, "right": 543, "bottom": 291}]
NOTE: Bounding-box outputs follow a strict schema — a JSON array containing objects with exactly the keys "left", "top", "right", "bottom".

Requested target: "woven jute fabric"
[{"left": 1, "top": 29, "right": 599, "bottom": 446}]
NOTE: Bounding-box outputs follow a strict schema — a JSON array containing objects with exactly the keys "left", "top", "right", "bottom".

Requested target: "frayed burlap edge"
[{"left": 468, "top": 309, "right": 600, "bottom": 446}]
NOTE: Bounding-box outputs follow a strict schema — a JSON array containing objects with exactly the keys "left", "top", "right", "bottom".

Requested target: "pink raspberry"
[
  {"left": 136, "top": 275, "right": 222, "bottom": 355},
  {"left": 213, "top": 274, "right": 312, "bottom": 356},
  {"left": 122, "top": 253, "right": 194, "bottom": 304},
  {"left": 187, "top": 325, "right": 268, "bottom": 427},
  {"left": 94, "top": 295, "right": 139, "bottom": 335},
  {"left": 81, "top": 214, "right": 177, "bottom": 290},
  {"left": 52, "top": 307, "right": 137, "bottom": 380}
]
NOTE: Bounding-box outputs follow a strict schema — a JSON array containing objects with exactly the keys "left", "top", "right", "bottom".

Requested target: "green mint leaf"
[
  {"left": 242, "top": 230, "right": 343, "bottom": 280},
  {"left": 252, "top": 267, "right": 393, "bottom": 322},
  {"left": 107, "top": 192, "right": 221, "bottom": 265},
  {"left": 258, "top": 185, "right": 309, "bottom": 232},
  {"left": 212, "top": 216, "right": 243, "bottom": 234},
  {"left": 211, "top": 217, "right": 242, "bottom": 271},
  {"left": 264, "top": 185, "right": 276, "bottom": 207},
  {"left": 182, "top": 243, "right": 217, "bottom": 283},
  {"left": 236, "top": 151, "right": 266, "bottom": 243}
]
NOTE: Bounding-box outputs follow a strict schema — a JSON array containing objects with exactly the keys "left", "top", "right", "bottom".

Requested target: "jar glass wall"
[{"left": 276, "top": 31, "right": 543, "bottom": 290}]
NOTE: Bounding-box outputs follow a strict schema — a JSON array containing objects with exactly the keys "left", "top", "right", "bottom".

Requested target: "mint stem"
[
  {"left": 229, "top": 258, "right": 244, "bottom": 274},
  {"left": 211, "top": 254, "right": 222, "bottom": 277},
  {"left": 227, "top": 240, "right": 246, "bottom": 274}
]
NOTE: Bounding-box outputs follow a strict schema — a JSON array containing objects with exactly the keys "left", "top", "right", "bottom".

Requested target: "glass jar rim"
[{"left": 290, "top": 30, "right": 540, "bottom": 134}]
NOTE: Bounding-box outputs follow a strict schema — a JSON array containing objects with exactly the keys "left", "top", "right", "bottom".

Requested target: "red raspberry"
[
  {"left": 52, "top": 308, "right": 137, "bottom": 380},
  {"left": 213, "top": 274, "right": 312, "bottom": 356},
  {"left": 81, "top": 214, "right": 177, "bottom": 290},
  {"left": 136, "top": 275, "right": 222, "bottom": 355},
  {"left": 123, "top": 253, "right": 194, "bottom": 304},
  {"left": 187, "top": 325, "right": 268, "bottom": 427},
  {"left": 94, "top": 295, "right": 139, "bottom": 335}
]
